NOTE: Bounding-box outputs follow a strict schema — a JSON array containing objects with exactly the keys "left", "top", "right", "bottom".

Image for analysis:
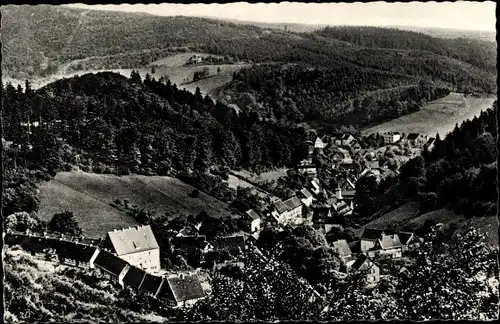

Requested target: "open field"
[
  {"left": 6, "top": 51, "right": 250, "bottom": 96},
  {"left": 232, "top": 168, "right": 288, "bottom": 183},
  {"left": 38, "top": 171, "right": 233, "bottom": 238},
  {"left": 354, "top": 202, "right": 421, "bottom": 236},
  {"left": 363, "top": 93, "right": 496, "bottom": 138}
]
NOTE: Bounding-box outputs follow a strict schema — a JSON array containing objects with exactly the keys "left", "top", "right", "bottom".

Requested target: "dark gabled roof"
[
  {"left": 331, "top": 239, "right": 352, "bottom": 256},
  {"left": 172, "top": 235, "right": 207, "bottom": 251},
  {"left": 351, "top": 253, "right": 378, "bottom": 271},
  {"left": 106, "top": 225, "right": 159, "bottom": 256},
  {"left": 426, "top": 137, "right": 435, "bottom": 144},
  {"left": 123, "top": 265, "right": 147, "bottom": 290},
  {"left": 245, "top": 209, "right": 260, "bottom": 220},
  {"left": 342, "top": 134, "right": 354, "bottom": 140},
  {"left": 274, "top": 197, "right": 302, "bottom": 214},
  {"left": 398, "top": 231, "right": 415, "bottom": 245},
  {"left": 312, "top": 207, "right": 331, "bottom": 222},
  {"left": 140, "top": 273, "right": 165, "bottom": 297},
  {"left": 165, "top": 273, "right": 206, "bottom": 303},
  {"left": 94, "top": 250, "right": 129, "bottom": 277},
  {"left": 361, "top": 228, "right": 385, "bottom": 240},
  {"left": 406, "top": 133, "right": 421, "bottom": 140},
  {"left": 211, "top": 235, "right": 246, "bottom": 253}
]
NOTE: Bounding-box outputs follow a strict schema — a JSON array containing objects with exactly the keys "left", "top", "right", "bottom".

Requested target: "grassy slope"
[
  {"left": 356, "top": 203, "right": 498, "bottom": 248},
  {"left": 38, "top": 171, "right": 233, "bottom": 238},
  {"left": 4, "top": 248, "right": 166, "bottom": 322},
  {"left": 362, "top": 93, "right": 497, "bottom": 137}
]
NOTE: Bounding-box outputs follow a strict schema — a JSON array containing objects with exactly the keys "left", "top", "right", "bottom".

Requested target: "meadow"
[
  {"left": 37, "top": 171, "right": 234, "bottom": 238},
  {"left": 362, "top": 93, "right": 496, "bottom": 137}
]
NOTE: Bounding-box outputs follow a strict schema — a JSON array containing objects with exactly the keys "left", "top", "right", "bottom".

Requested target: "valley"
[{"left": 1, "top": 3, "right": 498, "bottom": 323}]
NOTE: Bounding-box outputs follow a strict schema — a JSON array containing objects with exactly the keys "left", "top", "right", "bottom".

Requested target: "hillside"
[
  {"left": 363, "top": 93, "right": 497, "bottom": 137},
  {"left": 313, "top": 26, "right": 496, "bottom": 71},
  {"left": 38, "top": 171, "right": 234, "bottom": 238},
  {"left": 2, "top": 5, "right": 496, "bottom": 97},
  {"left": 4, "top": 247, "right": 170, "bottom": 322}
]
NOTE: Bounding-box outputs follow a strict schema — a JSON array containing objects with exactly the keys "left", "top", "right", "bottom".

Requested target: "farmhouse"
[
  {"left": 406, "top": 133, "right": 427, "bottom": 147},
  {"left": 271, "top": 197, "right": 303, "bottom": 224},
  {"left": 331, "top": 239, "right": 353, "bottom": 262},
  {"left": 350, "top": 254, "right": 380, "bottom": 285},
  {"left": 103, "top": 225, "right": 160, "bottom": 274},
  {"left": 368, "top": 234, "right": 403, "bottom": 259},
  {"left": 243, "top": 209, "right": 262, "bottom": 233},
  {"left": 382, "top": 132, "right": 401, "bottom": 144},
  {"left": 162, "top": 272, "right": 206, "bottom": 307}
]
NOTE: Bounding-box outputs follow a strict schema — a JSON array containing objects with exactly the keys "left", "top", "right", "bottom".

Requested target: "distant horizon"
[{"left": 65, "top": 2, "right": 496, "bottom": 32}]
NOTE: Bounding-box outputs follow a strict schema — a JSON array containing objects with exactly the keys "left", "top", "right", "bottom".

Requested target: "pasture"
[
  {"left": 11, "top": 51, "right": 250, "bottom": 96},
  {"left": 37, "top": 171, "right": 234, "bottom": 238},
  {"left": 363, "top": 93, "right": 496, "bottom": 138}
]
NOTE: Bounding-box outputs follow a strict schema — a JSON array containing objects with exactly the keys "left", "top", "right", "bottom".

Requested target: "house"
[
  {"left": 332, "top": 200, "right": 353, "bottom": 217},
  {"left": 56, "top": 241, "right": 100, "bottom": 268},
  {"left": 103, "top": 225, "right": 160, "bottom": 273},
  {"left": 211, "top": 235, "right": 247, "bottom": 255},
  {"left": 94, "top": 250, "right": 131, "bottom": 287},
  {"left": 331, "top": 239, "right": 352, "bottom": 261},
  {"left": 272, "top": 196, "right": 303, "bottom": 224},
  {"left": 406, "top": 133, "right": 426, "bottom": 147},
  {"left": 341, "top": 134, "right": 356, "bottom": 146},
  {"left": 312, "top": 207, "right": 332, "bottom": 230},
  {"left": 359, "top": 228, "right": 385, "bottom": 253},
  {"left": 243, "top": 209, "right": 261, "bottom": 233},
  {"left": 331, "top": 148, "right": 352, "bottom": 164},
  {"left": 189, "top": 54, "right": 203, "bottom": 64},
  {"left": 349, "top": 253, "right": 380, "bottom": 285},
  {"left": 162, "top": 272, "right": 206, "bottom": 307},
  {"left": 297, "top": 188, "right": 314, "bottom": 207},
  {"left": 369, "top": 234, "right": 403, "bottom": 259},
  {"left": 382, "top": 132, "right": 401, "bottom": 144},
  {"left": 425, "top": 137, "right": 436, "bottom": 151},
  {"left": 399, "top": 231, "right": 422, "bottom": 251},
  {"left": 314, "top": 136, "right": 326, "bottom": 149},
  {"left": 351, "top": 140, "right": 363, "bottom": 153},
  {"left": 297, "top": 164, "right": 317, "bottom": 176}
]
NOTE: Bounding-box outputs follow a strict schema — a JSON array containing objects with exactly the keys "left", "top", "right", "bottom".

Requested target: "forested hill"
[
  {"left": 2, "top": 72, "right": 309, "bottom": 178},
  {"left": 2, "top": 5, "right": 496, "bottom": 87},
  {"left": 355, "top": 102, "right": 497, "bottom": 222},
  {"left": 313, "top": 26, "right": 497, "bottom": 71}
]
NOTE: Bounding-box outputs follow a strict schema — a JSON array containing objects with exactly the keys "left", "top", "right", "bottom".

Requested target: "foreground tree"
[{"left": 48, "top": 211, "right": 83, "bottom": 236}]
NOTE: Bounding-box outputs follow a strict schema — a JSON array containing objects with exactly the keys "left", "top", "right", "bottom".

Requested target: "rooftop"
[
  {"left": 165, "top": 273, "right": 206, "bottom": 303},
  {"left": 106, "top": 225, "right": 159, "bottom": 256}
]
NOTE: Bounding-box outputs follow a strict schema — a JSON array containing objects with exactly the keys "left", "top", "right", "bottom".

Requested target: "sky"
[{"left": 67, "top": 2, "right": 496, "bottom": 31}]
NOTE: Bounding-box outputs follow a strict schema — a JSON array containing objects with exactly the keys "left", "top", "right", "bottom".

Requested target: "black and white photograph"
[{"left": 1, "top": 1, "right": 498, "bottom": 322}]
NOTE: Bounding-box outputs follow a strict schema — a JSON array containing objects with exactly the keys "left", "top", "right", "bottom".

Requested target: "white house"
[
  {"left": 272, "top": 197, "right": 303, "bottom": 224},
  {"left": 382, "top": 132, "right": 401, "bottom": 144},
  {"left": 103, "top": 225, "right": 160, "bottom": 274},
  {"left": 314, "top": 137, "right": 326, "bottom": 149},
  {"left": 244, "top": 209, "right": 262, "bottom": 233}
]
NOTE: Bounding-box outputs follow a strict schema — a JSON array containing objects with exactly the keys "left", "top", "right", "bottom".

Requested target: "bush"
[{"left": 48, "top": 211, "right": 83, "bottom": 236}]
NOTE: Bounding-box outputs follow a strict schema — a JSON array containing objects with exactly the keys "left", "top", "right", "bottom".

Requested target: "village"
[{"left": 3, "top": 129, "right": 436, "bottom": 309}]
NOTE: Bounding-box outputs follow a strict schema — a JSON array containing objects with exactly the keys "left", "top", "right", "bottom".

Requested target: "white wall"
[{"left": 120, "top": 249, "right": 161, "bottom": 273}]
